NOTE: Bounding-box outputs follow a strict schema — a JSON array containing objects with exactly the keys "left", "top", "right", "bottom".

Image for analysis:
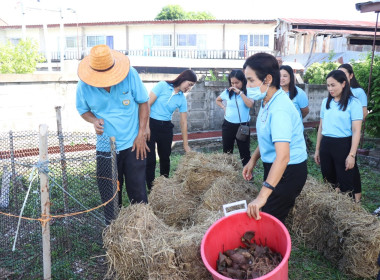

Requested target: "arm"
[
  {"left": 145, "top": 92, "right": 157, "bottom": 141},
  {"left": 81, "top": 111, "right": 104, "bottom": 135},
  {"left": 345, "top": 120, "right": 362, "bottom": 170},
  {"left": 240, "top": 92, "right": 254, "bottom": 108},
  {"left": 132, "top": 102, "right": 150, "bottom": 160},
  {"left": 216, "top": 96, "right": 226, "bottom": 113},
  {"left": 301, "top": 106, "right": 310, "bottom": 118},
  {"left": 180, "top": 112, "right": 191, "bottom": 152},
  {"left": 362, "top": 107, "right": 368, "bottom": 120},
  {"left": 247, "top": 142, "right": 290, "bottom": 220},
  {"left": 242, "top": 145, "right": 261, "bottom": 181},
  {"left": 314, "top": 119, "right": 323, "bottom": 165}
]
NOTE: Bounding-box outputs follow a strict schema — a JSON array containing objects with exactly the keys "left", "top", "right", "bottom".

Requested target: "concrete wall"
[{"left": 0, "top": 73, "right": 326, "bottom": 134}]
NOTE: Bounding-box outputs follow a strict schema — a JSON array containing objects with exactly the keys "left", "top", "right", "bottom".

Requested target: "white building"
[{"left": 0, "top": 19, "right": 278, "bottom": 64}]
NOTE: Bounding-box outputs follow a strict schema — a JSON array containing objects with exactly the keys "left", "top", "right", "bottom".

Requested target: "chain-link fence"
[{"left": 0, "top": 125, "right": 119, "bottom": 279}]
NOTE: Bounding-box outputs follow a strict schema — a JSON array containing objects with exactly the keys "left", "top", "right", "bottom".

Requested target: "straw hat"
[{"left": 78, "top": 44, "right": 130, "bottom": 87}]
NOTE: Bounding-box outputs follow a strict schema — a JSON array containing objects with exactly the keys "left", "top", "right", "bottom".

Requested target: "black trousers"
[
  {"left": 319, "top": 136, "right": 361, "bottom": 193},
  {"left": 146, "top": 118, "right": 174, "bottom": 190},
  {"left": 262, "top": 160, "right": 308, "bottom": 223},
  {"left": 97, "top": 148, "right": 147, "bottom": 224},
  {"left": 222, "top": 119, "right": 251, "bottom": 166}
]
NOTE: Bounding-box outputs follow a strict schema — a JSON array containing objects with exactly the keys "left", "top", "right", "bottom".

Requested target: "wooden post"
[
  {"left": 39, "top": 124, "right": 51, "bottom": 280},
  {"left": 110, "top": 137, "right": 119, "bottom": 217},
  {"left": 55, "top": 106, "right": 69, "bottom": 213}
]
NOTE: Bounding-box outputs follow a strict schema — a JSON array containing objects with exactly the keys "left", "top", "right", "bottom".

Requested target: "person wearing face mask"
[
  {"left": 242, "top": 53, "right": 308, "bottom": 224},
  {"left": 146, "top": 70, "right": 197, "bottom": 191},
  {"left": 216, "top": 70, "right": 254, "bottom": 166}
]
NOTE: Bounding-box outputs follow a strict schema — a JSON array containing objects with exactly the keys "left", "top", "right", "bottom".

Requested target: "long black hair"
[
  {"left": 227, "top": 69, "right": 247, "bottom": 99},
  {"left": 338, "top": 63, "right": 362, "bottom": 89},
  {"left": 243, "top": 52, "right": 280, "bottom": 89},
  {"left": 166, "top": 69, "right": 197, "bottom": 87},
  {"left": 326, "top": 70, "right": 353, "bottom": 111},
  {"left": 280, "top": 65, "right": 298, "bottom": 99}
]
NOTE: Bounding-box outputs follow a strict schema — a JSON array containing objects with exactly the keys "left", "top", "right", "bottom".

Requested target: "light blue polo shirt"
[
  {"left": 351, "top": 87, "right": 367, "bottom": 107},
  {"left": 282, "top": 86, "right": 309, "bottom": 119},
  {"left": 219, "top": 89, "right": 251, "bottom": 123},
  {"left": 76, "top": 66, "right": 149, "bottom": 152},
  {"left": 150, "top": 81, "right": 187, "bottom": 121},
  {"left": 320, "top": 97, "right": 363, "bottom": 137},
  {"left": 256, "top": 89, "right": 307, "bottom": 164}
]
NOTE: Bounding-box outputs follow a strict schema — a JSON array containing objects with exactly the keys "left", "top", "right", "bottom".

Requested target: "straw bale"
[
  {"left": 103, "top": 203, "right": 221, "bottom": 280},
  {"left": 149, "top": 176, "right": 199, "bottom": 228},
  {"left": 201, "top": 176, "right": 259, "bottom": 212},
  {"left": 103, "top": 204, "right": 180, "bottom": 280},
  {"left": 175, "top": 152, "right": 240, "bottom": 194},
  {"left": 289, "top": 177, "right": 380, "bottom": 279}
]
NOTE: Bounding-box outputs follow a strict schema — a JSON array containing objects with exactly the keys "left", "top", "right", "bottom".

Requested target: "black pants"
[
  {"left": 262, "top": 160, "right": 308, "bottom": 223},
  {"left": 146, "top": 118, "right": 174, "bottom": 190},
  {"left": 222, "top": 119, "right": 251, "bottom": 166},
  {"left": 97, "top": 148, "right": 147, "bottom": 224},
  {"left": 319, "top": 136, "right": 361, "bottom": 193}
]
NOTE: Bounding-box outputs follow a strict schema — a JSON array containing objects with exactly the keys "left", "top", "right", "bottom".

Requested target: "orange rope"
[{"left": 0, "top": 179, "right": 120, "bottom": 226}]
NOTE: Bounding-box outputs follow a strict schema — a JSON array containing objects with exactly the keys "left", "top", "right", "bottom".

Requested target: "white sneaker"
[{"left": 373, "top": 206, "right": 380, "bottom": 216}]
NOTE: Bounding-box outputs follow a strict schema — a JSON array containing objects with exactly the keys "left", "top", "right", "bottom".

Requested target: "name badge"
[{"left": 122, "top": 100, "right": 130, "bottom": 106}]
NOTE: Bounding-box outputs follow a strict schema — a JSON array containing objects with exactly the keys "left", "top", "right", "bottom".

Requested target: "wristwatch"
[{"left": 350, "top": 153, "right": 356, "bottom": 158}]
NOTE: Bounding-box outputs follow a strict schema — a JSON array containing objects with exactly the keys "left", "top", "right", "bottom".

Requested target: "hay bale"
[
  {"left": 175, "top": 152, "right": 240, "bottom": 195},
  {"left": 149, "top": 176, "right": 199, "bottom": 228},
  {"left": 201, "top": 176, "right": 259, "bottom": 212},
  {"left": 103, "top": 204, "right": 182, "bottom": 280},
  {"left": 290, "top": 177, "right": 380, "bottom": 279},
  {"left": 103, "top": 204, "right": 221, "bottom": 280}
]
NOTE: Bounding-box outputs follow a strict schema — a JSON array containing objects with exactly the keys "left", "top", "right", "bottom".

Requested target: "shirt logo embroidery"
[{"left": 122, "top": 100, "right": 130, "bottom": 106}]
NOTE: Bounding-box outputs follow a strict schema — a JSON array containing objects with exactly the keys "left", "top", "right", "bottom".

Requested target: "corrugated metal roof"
[
  {"left": 291, "top": 28, "right": 376, "bottom": 36},
  {"left": 280, "top": 18, "right": 377, "bottom": 27},
  {"left": 0, "top": 19, "right": 277, "bottom": 29}
]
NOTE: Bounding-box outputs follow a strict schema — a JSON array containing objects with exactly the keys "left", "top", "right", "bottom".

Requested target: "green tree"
[
  {"left": 303, "top": 61, "right": 340, "bottom": 84},
  {"left": 155, "top": 5, "right": 214, "bottom": 20},
  {"left": 351, "top": 52, "right": 380, "bottom": 137},
  {"left": 186, "top": 11, "right": 215, "bottom": 20},
  {"left": 0, "top": 39, "right": 44, "bottom": 74}
]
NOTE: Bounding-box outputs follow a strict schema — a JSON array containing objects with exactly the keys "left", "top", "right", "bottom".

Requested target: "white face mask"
[{"left": 247, "top": 82, "right": 268, "bottom": 101}]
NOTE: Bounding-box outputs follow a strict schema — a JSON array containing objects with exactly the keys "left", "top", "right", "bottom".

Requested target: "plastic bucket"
[{"left": 201, "top": 211, "right": 291, "bottom": 280}]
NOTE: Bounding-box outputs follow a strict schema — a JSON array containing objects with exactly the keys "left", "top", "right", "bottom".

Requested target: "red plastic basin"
[{"left": 201, "top": 212, "right": 291, "bottom": 280}]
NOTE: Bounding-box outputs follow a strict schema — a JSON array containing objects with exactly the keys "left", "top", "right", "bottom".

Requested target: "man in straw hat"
[{"left": 76, "top": 44, "right": 149, "bottom": 225}]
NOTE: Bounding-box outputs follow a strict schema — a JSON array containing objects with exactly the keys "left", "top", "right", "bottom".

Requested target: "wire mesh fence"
[{"left": 0, "top": 127, "right": 119, "bottom": 279}]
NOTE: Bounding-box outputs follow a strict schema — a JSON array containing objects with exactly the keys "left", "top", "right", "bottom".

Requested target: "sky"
[{"left": 0, "top": 0, "right": 378, "bottom": 25}]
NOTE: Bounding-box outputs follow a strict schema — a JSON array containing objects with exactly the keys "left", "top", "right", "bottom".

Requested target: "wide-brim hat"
[{"left": 78, "top": 44, "right": 130, "bottom": 88}]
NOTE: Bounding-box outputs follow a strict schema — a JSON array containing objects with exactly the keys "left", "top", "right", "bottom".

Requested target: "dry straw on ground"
[{"left": 289, "top": 177, "right": 380, "bottom": 279}]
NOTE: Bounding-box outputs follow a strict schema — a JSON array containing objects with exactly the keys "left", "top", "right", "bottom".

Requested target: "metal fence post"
[
  {"left": 9, "top": 131, "right": 18, "bottom": 210},
  {"left": 55, "top": 106, "right": 69, "bottom": 214},
  {"left": 110, "top": 137, "right": 119, "bottom": 219}
]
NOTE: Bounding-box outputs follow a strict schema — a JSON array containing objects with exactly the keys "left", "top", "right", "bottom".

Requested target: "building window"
[
  {"left": 87, "top": 36, "right": 106, "bottom": 47},
  {"left": 152, "top": 34, "right": 172, "bottom": 47},
  {"left": 9, "top": 38, "right": 20, "bottom": 46},
  {"left": 66, "top": 37, "right": 77, "bottom": 48},
  {"left": 177, "top": 34, "right": 197, "bottom": 47},
  {"left": 249, "top": 34, "right": 269, "bottom": 47}
]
